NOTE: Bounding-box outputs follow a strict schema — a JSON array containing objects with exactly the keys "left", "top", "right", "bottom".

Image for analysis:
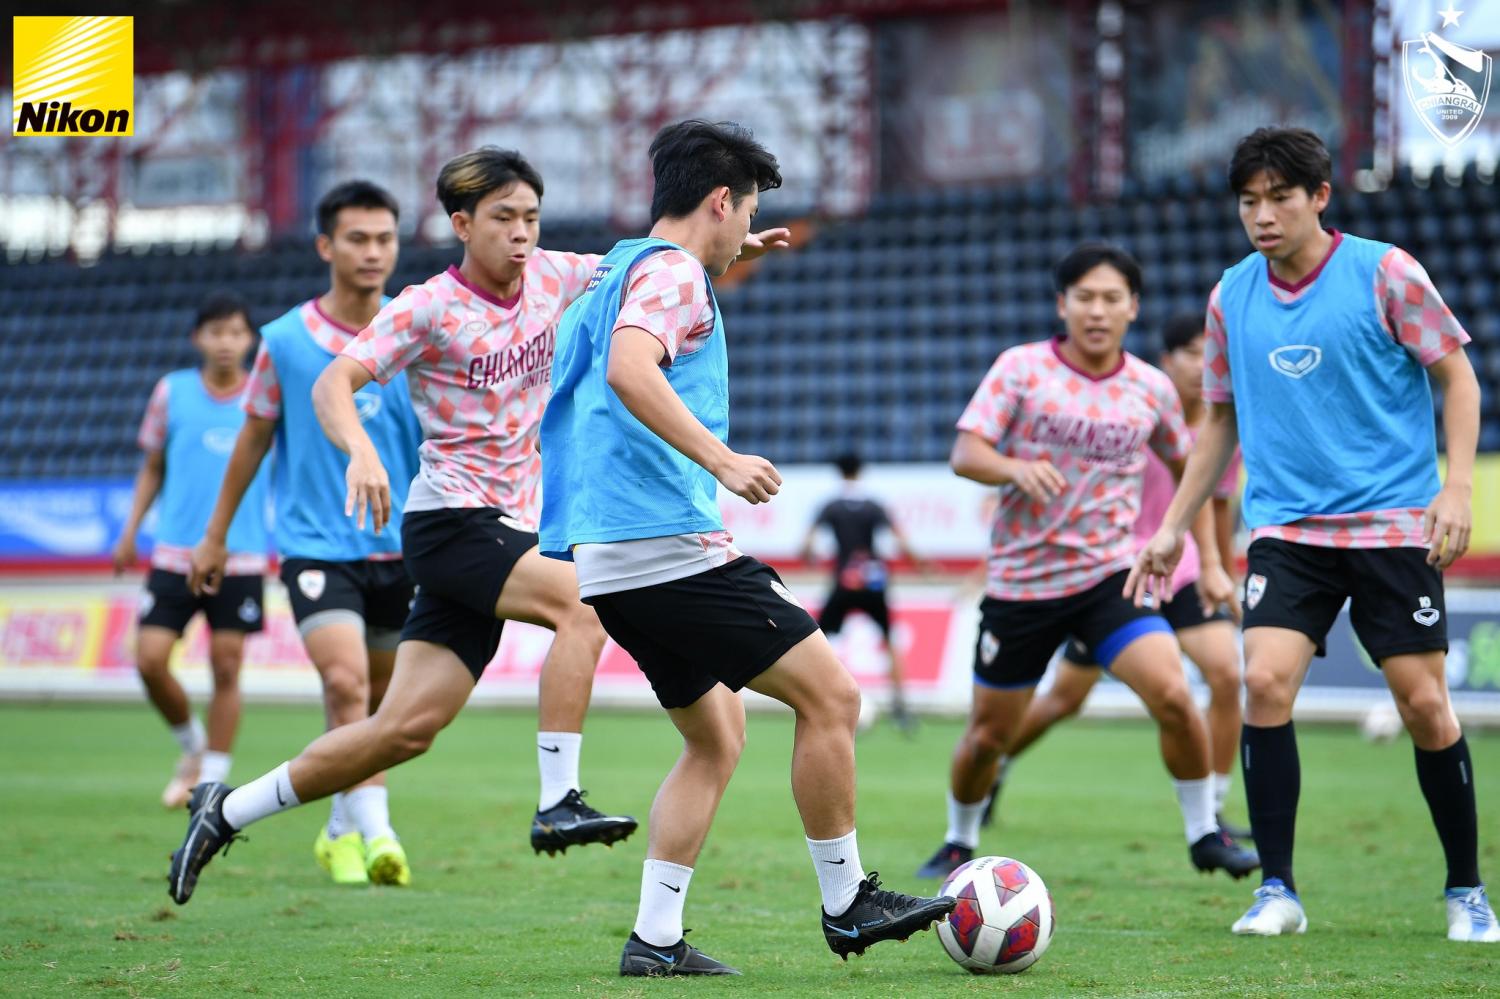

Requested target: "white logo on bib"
[
  {"left": 297, "top": 569, "right": 326, "bottom": 602},
  {"left": 1268, "top": 345, "right": 1322, "bottom": 379},
  {"left": 354, "top": 394, "right": 383, "bottom": 423}
]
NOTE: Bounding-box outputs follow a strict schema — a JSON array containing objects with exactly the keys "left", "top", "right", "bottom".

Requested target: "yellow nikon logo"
[{"left": 12, "top": 16, "right": 133, "bottom": 137}]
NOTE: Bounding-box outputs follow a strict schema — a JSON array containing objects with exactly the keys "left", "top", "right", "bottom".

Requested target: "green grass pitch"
[{"left": 2, "top": 702, "right": 1496, "bottom": 996}]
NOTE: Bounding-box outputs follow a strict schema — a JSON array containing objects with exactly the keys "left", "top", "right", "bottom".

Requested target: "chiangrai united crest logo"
[{"left": 1403, "top": 11, "right": 1492, "bottom": 147}]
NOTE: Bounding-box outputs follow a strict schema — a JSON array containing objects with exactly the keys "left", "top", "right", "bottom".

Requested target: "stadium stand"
[{"left": 1, "top": 169, "right": 1496, "bottom": 480}]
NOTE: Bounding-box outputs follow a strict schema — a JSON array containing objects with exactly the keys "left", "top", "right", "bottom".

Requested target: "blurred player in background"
[
  {"left": 167, "top": 148, "right": 644, "bottom": 907},
  {"left": 113, "top": 293, "right": 269, "bottom": 809},
  {"left": 984, "top": 313, "right": 1250, "bottom": 838},
  {"left": 1131, "top": 126, "right": 1495, "bottom": 942},
  {"left": 799, "top": 452, "right": 928, "bottom": 734},
  {"left": 185, "top": 181, "right": 424, "bottom": 889},
  {"left": 542, "top": 119, "right": 955, "bottom": 976},
  {"left": 917, "top": 243, "right": 1257, "bottom": 883}
]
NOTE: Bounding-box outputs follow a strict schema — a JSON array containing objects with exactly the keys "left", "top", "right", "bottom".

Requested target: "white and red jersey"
[
  {"left": 958, "top": 339, "right": 1191, "bottom": 601},
  {"left": 344, "top": 251, "right": 599, "bottom": 529}
]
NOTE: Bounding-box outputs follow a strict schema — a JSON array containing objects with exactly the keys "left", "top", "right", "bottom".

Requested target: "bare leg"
[
  {"left": 1108, "top": 632, "right": 1211, "bottom": 779},
  {"left": 137, "top": 626, "right": 190, "bottom": 726},
  {"left": 286, "top": 641, "right": 475, "bottom": 802},
  {"left": 744, "top": 631, "right": 862, "bottom": 839},
  {"left": 1006, "top": 660, "right": 1100, "bottom": 759},
  {"left": 950, "top": 684, "right": 1034, "bottom": 804},
  {"left": 1178, "top": 621, "right": 1243, "bottom": 777},
  {"left": 642, "top": 686, "right": 747, "bottom": 865},
  {"left": 302, "top": 622, "right": 384, "bottom": 792},
  {"left": 204, "top": 631, "right": 245, "bottom": 753},
  {"left": 493, "top": 548, "right": 608, "bottom": 735}
]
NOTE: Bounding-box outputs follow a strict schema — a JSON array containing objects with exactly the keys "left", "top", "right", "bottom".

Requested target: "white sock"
[
  {"left": 537, "top": 731, "right": 582, "bottom": 811},
  {"left": 171, "top": 718, "right": 206, "bottom": 755},
  {"left": 807, "top": 830, "right": 865, "bottom": 917},
  {"left": 326, "top": 793, "right": 350, "bottom": 838},
  {"left": 633, "top": 859, "right": 693, "bottom": 947},
  {"left": 1213, "top": 772, "right": 1232, "bottom": 814},
  {"left": 344, "top": 785, "right": 395, "bottom": 841},
  {"left": 199, "top": 751, "right": 232, "bottom": 785},
  {"left": 945, "top": 791, "right": 989, "bottom": 850},
  {"left": 221, "top": 761, "right": 299, "bottom": 830},
  {"left": 1173, "top": 776, "right": 1218, "bottom": 843}
]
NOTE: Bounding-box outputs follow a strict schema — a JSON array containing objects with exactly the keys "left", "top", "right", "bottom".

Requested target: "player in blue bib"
[
  {"left": 541, "top": 120, "right": 954, "bottom": 976},
  {"left": 115, "top": 293, "right": 270, "bottom": 811},
  {"left": 184, "top": 182, "right": 424, "bottom": 890},
  {"left": 1130, "top": 127, "right": 1494, "bottom": 943}
]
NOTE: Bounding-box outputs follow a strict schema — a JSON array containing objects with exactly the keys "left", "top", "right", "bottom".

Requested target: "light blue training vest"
[
  {"left": 540, "top": 238, "right": 728, "bottom": 558},
  {"left": 155, "top": 368, "right": 270, "bottom": 556},
  {"left": 258, "top": 302, "right": 422, "bottom": 561},
  {"left": 1216, "top": 233, "right": 1442, "bottom": 531}
]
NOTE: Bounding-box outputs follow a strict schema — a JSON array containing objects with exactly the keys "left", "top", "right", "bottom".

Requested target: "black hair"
[
  {"left": 436, "top": 147, "right": 544, "bottom": 217},
  {"left": 1053, "top": 242, "right": 1143, "bottom": 296},
  {"left": 193, "top": 291, "right": 251, "bottom": 331},
  {"left": 648, "top": 119, "right": 782, "bottom": 224},
  {"left": 835, "top": 452, "right": 863, "bottom": 479},
  {"left": 1161, "top": 313, "right": 1205, "bottom": 354},
  {"left": 315, "top": 180, "right": 400, "bottom": 236},
  {"left": 1228, "top": 127, "right": 1332, "bottom": 199}
]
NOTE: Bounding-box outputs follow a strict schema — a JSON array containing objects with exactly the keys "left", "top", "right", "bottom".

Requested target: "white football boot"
[
  {"left": 1446, "top": 886, "right": 1500, "bottom": 943},
  {"left": 1232, "top": 878, "right": 1307, "bottom": 936}
]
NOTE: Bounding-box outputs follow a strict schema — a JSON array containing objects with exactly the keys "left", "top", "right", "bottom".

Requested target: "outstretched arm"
[
  {"left": 312, "top": 355, "right": 391, "bottom": 534},
  {"left": 607, "top": 328, "right": 781, "bottom": 503}
]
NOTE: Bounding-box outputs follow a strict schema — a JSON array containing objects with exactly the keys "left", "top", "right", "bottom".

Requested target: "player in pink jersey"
[
  {"left": 981, "top": 312, "right": 1251, "bottom": 839},
  {"left": 179, "top": 182, "right": 421, "bottom": 892},
  {"left": 916, "top": 244, "right": 1257, "bottom": 883},
  {"left": 164, "top": 145, "right": 803, "bottom": 903}
]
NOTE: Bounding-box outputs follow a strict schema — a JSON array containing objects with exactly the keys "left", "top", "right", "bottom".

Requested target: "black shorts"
[
  {"left": 1242, "top": 538, "right": 1447, "bottom": 660},
  {"left": 587, "top": 556, "right": 820, "bottom": 710},
  {"left": 399, "top": 507, "right": 536, "bottom": 680},
  {"left": 1062, "top": 580, "right": 1232, "bottom": 666},
  {"left": 818, "top": 584, "right": 891, "bottom": 637},
  {"left": 973, "top": 570, "right": 1172, "bottom": 689},
  {"left": 280, "top": 556, "right": 413, "bottom": 648},
  {"left": 140, "top": 568, "right": 265, "bottom": 635}
]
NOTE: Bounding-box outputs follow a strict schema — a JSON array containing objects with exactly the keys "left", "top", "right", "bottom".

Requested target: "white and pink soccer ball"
[{"left": 936, "top": 855, "right": 1055, "bottom": 974}]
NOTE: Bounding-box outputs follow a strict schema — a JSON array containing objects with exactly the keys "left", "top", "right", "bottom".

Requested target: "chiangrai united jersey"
[
  {"left": 1204, "top": 232, "right": 1470, "bottom": 549},
  {"left": 344, "top": 253, "right": 599, "bottom": 529},
  {"left": 958, "top": 339, "right": 1191, "bottom": 601}
]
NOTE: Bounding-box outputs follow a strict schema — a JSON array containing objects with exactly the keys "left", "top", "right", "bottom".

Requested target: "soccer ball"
[
  {"left": 936, "top": 855, "right": 1054, "bottom": 974},
  {"left": 1360, "top": 701, "right": 1404, "bottom": 743}
]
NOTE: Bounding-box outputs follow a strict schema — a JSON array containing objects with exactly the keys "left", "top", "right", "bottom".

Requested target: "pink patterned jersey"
[
  {"left": 610, "top": 248, "right": 736, "bottom": 562},
  {"left": 137, "top": 377, "right": 169, "bottom": 451},
  {"left": 958, "top": 339, "right": 1192, "bottom": 601},
  {"left": 343, "top": 252, "right": 598, "bottom": 527},
  {"left": 1203, "top": 243, "right": 1469, "bottom": 548}
]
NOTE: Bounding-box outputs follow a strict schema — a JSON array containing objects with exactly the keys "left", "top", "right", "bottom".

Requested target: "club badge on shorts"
[
  {"left": 769, "top": 580, "right": 803, "bottom": 608},
  {"left": 1245, "top": 573, "right": 1267, "bottom": 611},
  {"left": 1413, "top": 595, "right": 1441, "bottom": 627},
  {"left": 979, "top": 630, "right": 1000, "bottom": 665},
  {"left": 297, "top": 569, "right": 326, "bottom": 602},
  {"left": 238, "top": 597, "right": 261, "bottom": 623}
]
